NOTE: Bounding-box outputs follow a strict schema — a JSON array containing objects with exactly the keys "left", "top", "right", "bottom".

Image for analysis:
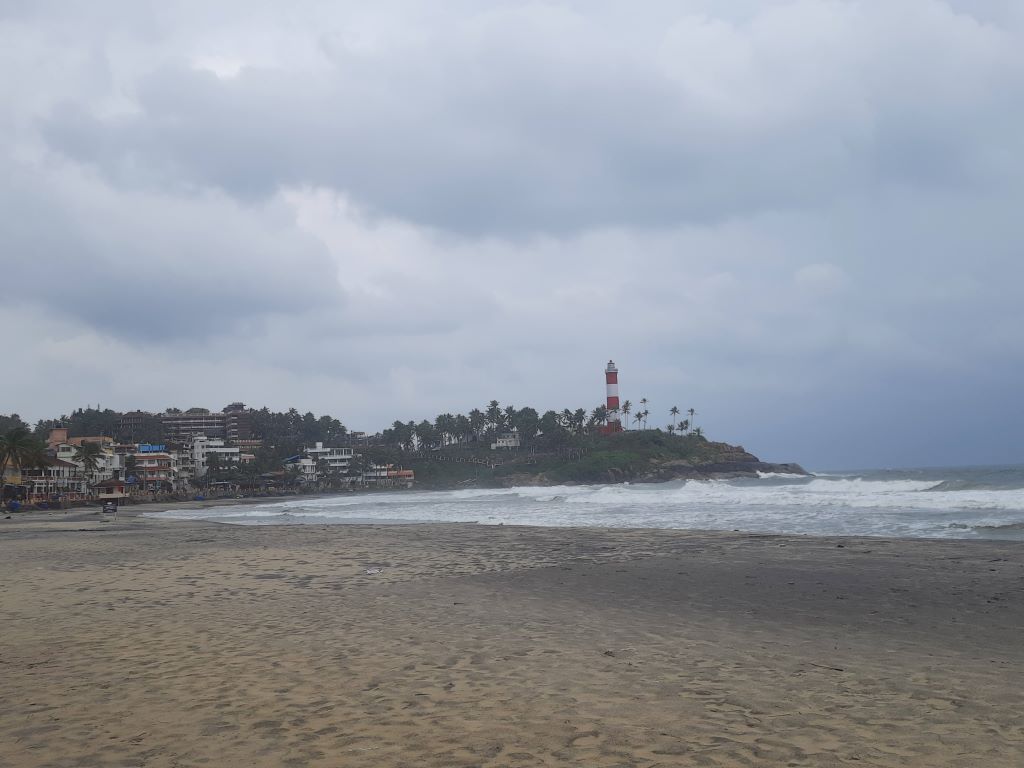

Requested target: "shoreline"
[
  {"left": 2, "top": 515, "right": 1021, "bottom": 766},
  {"left": 5, "top": 495, "right": 1019, "bottom": 544}
]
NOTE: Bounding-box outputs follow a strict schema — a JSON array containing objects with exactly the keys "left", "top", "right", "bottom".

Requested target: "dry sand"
[{"left": 1, "top": 511, "right": 1022, "bottom": 767}]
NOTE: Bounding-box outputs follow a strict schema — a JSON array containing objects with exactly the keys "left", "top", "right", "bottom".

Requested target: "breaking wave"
[{"left": 147, "top": 465, "right": 1024, "bottom": 541}]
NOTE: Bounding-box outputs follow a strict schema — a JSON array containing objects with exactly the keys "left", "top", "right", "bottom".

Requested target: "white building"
[
  {"left": 282, "top": 443, "right": 355, "bottom": 484},
  {"left": 191, "top": 435, "right": 241, "bottom": 478},
  {"left": 304, "top": 442, "right": 353, "bottom": 474},
  {"left": 21, "top": 458, "right": 88, "bottom": 501},
  {"left": 52, "top": 438, "right": 122, "bottom": 482},
  {"left": 490, "top": 432, "right": 521, "bottom": 450},
  {"left": 283, "top": 455, "right": 318, "bottom": 483}
]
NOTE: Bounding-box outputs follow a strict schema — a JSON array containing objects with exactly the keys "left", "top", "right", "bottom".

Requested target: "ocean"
[{"left": 147, "top": 464, "right": 1024, "bottom": 541}]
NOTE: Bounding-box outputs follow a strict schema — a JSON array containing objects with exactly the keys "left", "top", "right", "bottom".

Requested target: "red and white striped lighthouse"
[{"left": 604, "top": 360, "right": 623, "bottom": 432}]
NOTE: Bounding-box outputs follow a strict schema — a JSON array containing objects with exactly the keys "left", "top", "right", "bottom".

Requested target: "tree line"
[
  {"left": 379, "top": 398, "right": 700, "bottom": 452},
  {"left": 2, "top": 395, "right": 701, "bottom": 480},
  {"left": 7, "top": 406, "right": 346, "bottom": 452}
]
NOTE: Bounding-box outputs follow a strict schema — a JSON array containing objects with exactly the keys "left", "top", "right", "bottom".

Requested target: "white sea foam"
[{"left": 147, "top": 471, "right": 1024, "bottom": 540}]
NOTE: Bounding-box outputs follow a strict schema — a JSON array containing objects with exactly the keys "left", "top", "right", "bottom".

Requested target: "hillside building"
[{"left": 160, "top": 403, "right": 253, "bottom": 441}]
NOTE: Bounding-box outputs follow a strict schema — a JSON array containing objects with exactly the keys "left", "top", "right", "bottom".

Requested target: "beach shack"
[{"left": 93, "top": 477, "right": 128, "bottom": 505}]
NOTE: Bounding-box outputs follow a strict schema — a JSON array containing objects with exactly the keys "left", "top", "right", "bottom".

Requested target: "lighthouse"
[{"left": 604, "top": 360, "right": 623, "bottom": 433}]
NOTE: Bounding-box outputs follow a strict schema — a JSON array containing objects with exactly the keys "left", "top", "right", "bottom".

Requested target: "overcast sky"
[{"left": 2, "top": 1, "right": 1022, "bottom": 469}]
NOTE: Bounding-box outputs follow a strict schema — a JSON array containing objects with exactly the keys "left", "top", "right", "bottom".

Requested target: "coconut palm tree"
[
  {"left": 468, "top": 409, "right": 486, "bottom": 441},
  {"left": 454, "top": 414, "right": 472, "bottom": 444},
  {"left": 503, "top": 405, "right": 516, "bottom": 433},
  {"left": 639, "top": 398, "right": 649, "bottom": 429},
  {"left": 205, "top": 450, "right": 223, "bottom": 481},
  {"left": 486, "top": 401, "right": 503, "bottom": 433},
  {"left": 560, "top": 408, "right": 574, "bottom": 431},
  {"left": 514, "top": 407, "right": 540, "bottom": 446},
  {"left": 0, "top": 426, "right": 39, "bottom": 483},
  {"left": 24, "top": 442, "right": 50, "bottom": 471},
  {"left": 667, "top": 424, "right": 676, "bottom": 435},
  {"left": 687, "top": 408, "right": 696, "bottom": 433},
  {"left": 670, "top": 406, "right": 680, "bottom": 430},
  {"left": 621, "top": 400, "right": 632, "bottom": 430},
  {"left": 73, "top": 442, "right": 104, "bottom": 488},
  {"left": 573, "top": 409, "right": 588, "bottom": 435},
  {"left": 347, "top": 453, "right": 369, "bottom": 487},
  {"left": 634, "top": 412, "right": 644, "bottom": 430},
  {"left": 316, "top": 458, "right": 331, "bottom": 488}
]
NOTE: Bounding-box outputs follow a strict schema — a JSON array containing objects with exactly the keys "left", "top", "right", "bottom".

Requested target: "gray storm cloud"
[{"left": 1, "top": 0, "right": 1023, "bottom": 468}]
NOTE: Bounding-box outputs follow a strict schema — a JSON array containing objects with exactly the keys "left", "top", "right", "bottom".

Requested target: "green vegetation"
[
  {"left": 33, "top": 407, "right": 123, "bottom": 441},
  {"left": 502, "top": 430, "right": 716, "bottom": 485},
  {"left": 3, "top": 394, "right": 725, "bottom": 491},
  {"left": 1, "top": 426, "right": 49, "bottom": 481},
  {"left": 71, "top": 443, "right": 103, "bottom": 480},
  {"left": 12, "top": 406, "right": 348, "bottom": 474},
  {"left": 366, "top": 426, "right": 725, "bottom": 489}
]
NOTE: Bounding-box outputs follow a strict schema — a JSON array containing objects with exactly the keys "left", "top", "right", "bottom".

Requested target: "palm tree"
[
  {"left": 347, "top": 453, "right": 368, "bottom": 487},
  {"left": 670, "top": 406, "right": 680, "bottom": 430},
  {"left": 621, "top": 400, "right": 632, "bottom": 431},
  {"left": 572, "top": 409, "right": 587, "bottom": 435},
  {"left": 454, "top": 414, "right": 472, "bottom": 444},
  {"left": 634, "top": 412, "right": 644, "bottom": 430},
  {"left": 72, "top": 443, "right": 102, "bottom": 474},
  {"left": 24, "top": 443, "right": 49, "bottom": 471},
  {"left": 468, "top": 409, "right": 486, "bottom": 441},
  {"left": 687, "top": 408, "right": 696, "bottom": 433},
  {"left": 242, "top": 465, "right": 261, "bottom": 493},
  {"left": 486, "top": 401, "right": 502, "bottom": 433},
  {"left": 560, "top": 408, "right": 574, "bottom": 431},
  {"left": 205, "top": 450, "right": 223, "bottom": 481},
  {"left": 639, "top": 398, "right": 648, "bottom": 429},
  {"left": 667, "top": 424, "right": 676, "bottom": 435},
  {"left": 514, "top": 407, "right": 540, "bottom": 446},
  {"left": 125, "top": 454, "right": 139, "bottom": 485},
  {"left": 0, "top": 426, "right": 39, "bottom": 483},
  {"left": 539, "top": 410, "right": 563, "bottom": 440},
  {"left": 415, "top": 420, "right": 436, "bottom": 451},
  {"left": 316, "top": 458, "right": 331, "bottom": 488},
  {"left": 503, "top": 405, "right": 516, "bottom": 433},
  {"left": 73, "top": 442, "right": 103, "bottom": 489}
]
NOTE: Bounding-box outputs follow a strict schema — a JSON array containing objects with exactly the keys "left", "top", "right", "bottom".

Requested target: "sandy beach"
[{"left": 1, "top": 512, "right": 1021, "bottom": 767}]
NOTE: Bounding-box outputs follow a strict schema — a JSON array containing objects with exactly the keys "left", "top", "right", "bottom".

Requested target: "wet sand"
[{"left": 1, "top": 514, "right": 1022, "bottom": 767}]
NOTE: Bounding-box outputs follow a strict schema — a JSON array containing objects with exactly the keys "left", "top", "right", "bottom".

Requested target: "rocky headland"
[{"left": 402, "top": 431, "right": 808, "bottom": 489}]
